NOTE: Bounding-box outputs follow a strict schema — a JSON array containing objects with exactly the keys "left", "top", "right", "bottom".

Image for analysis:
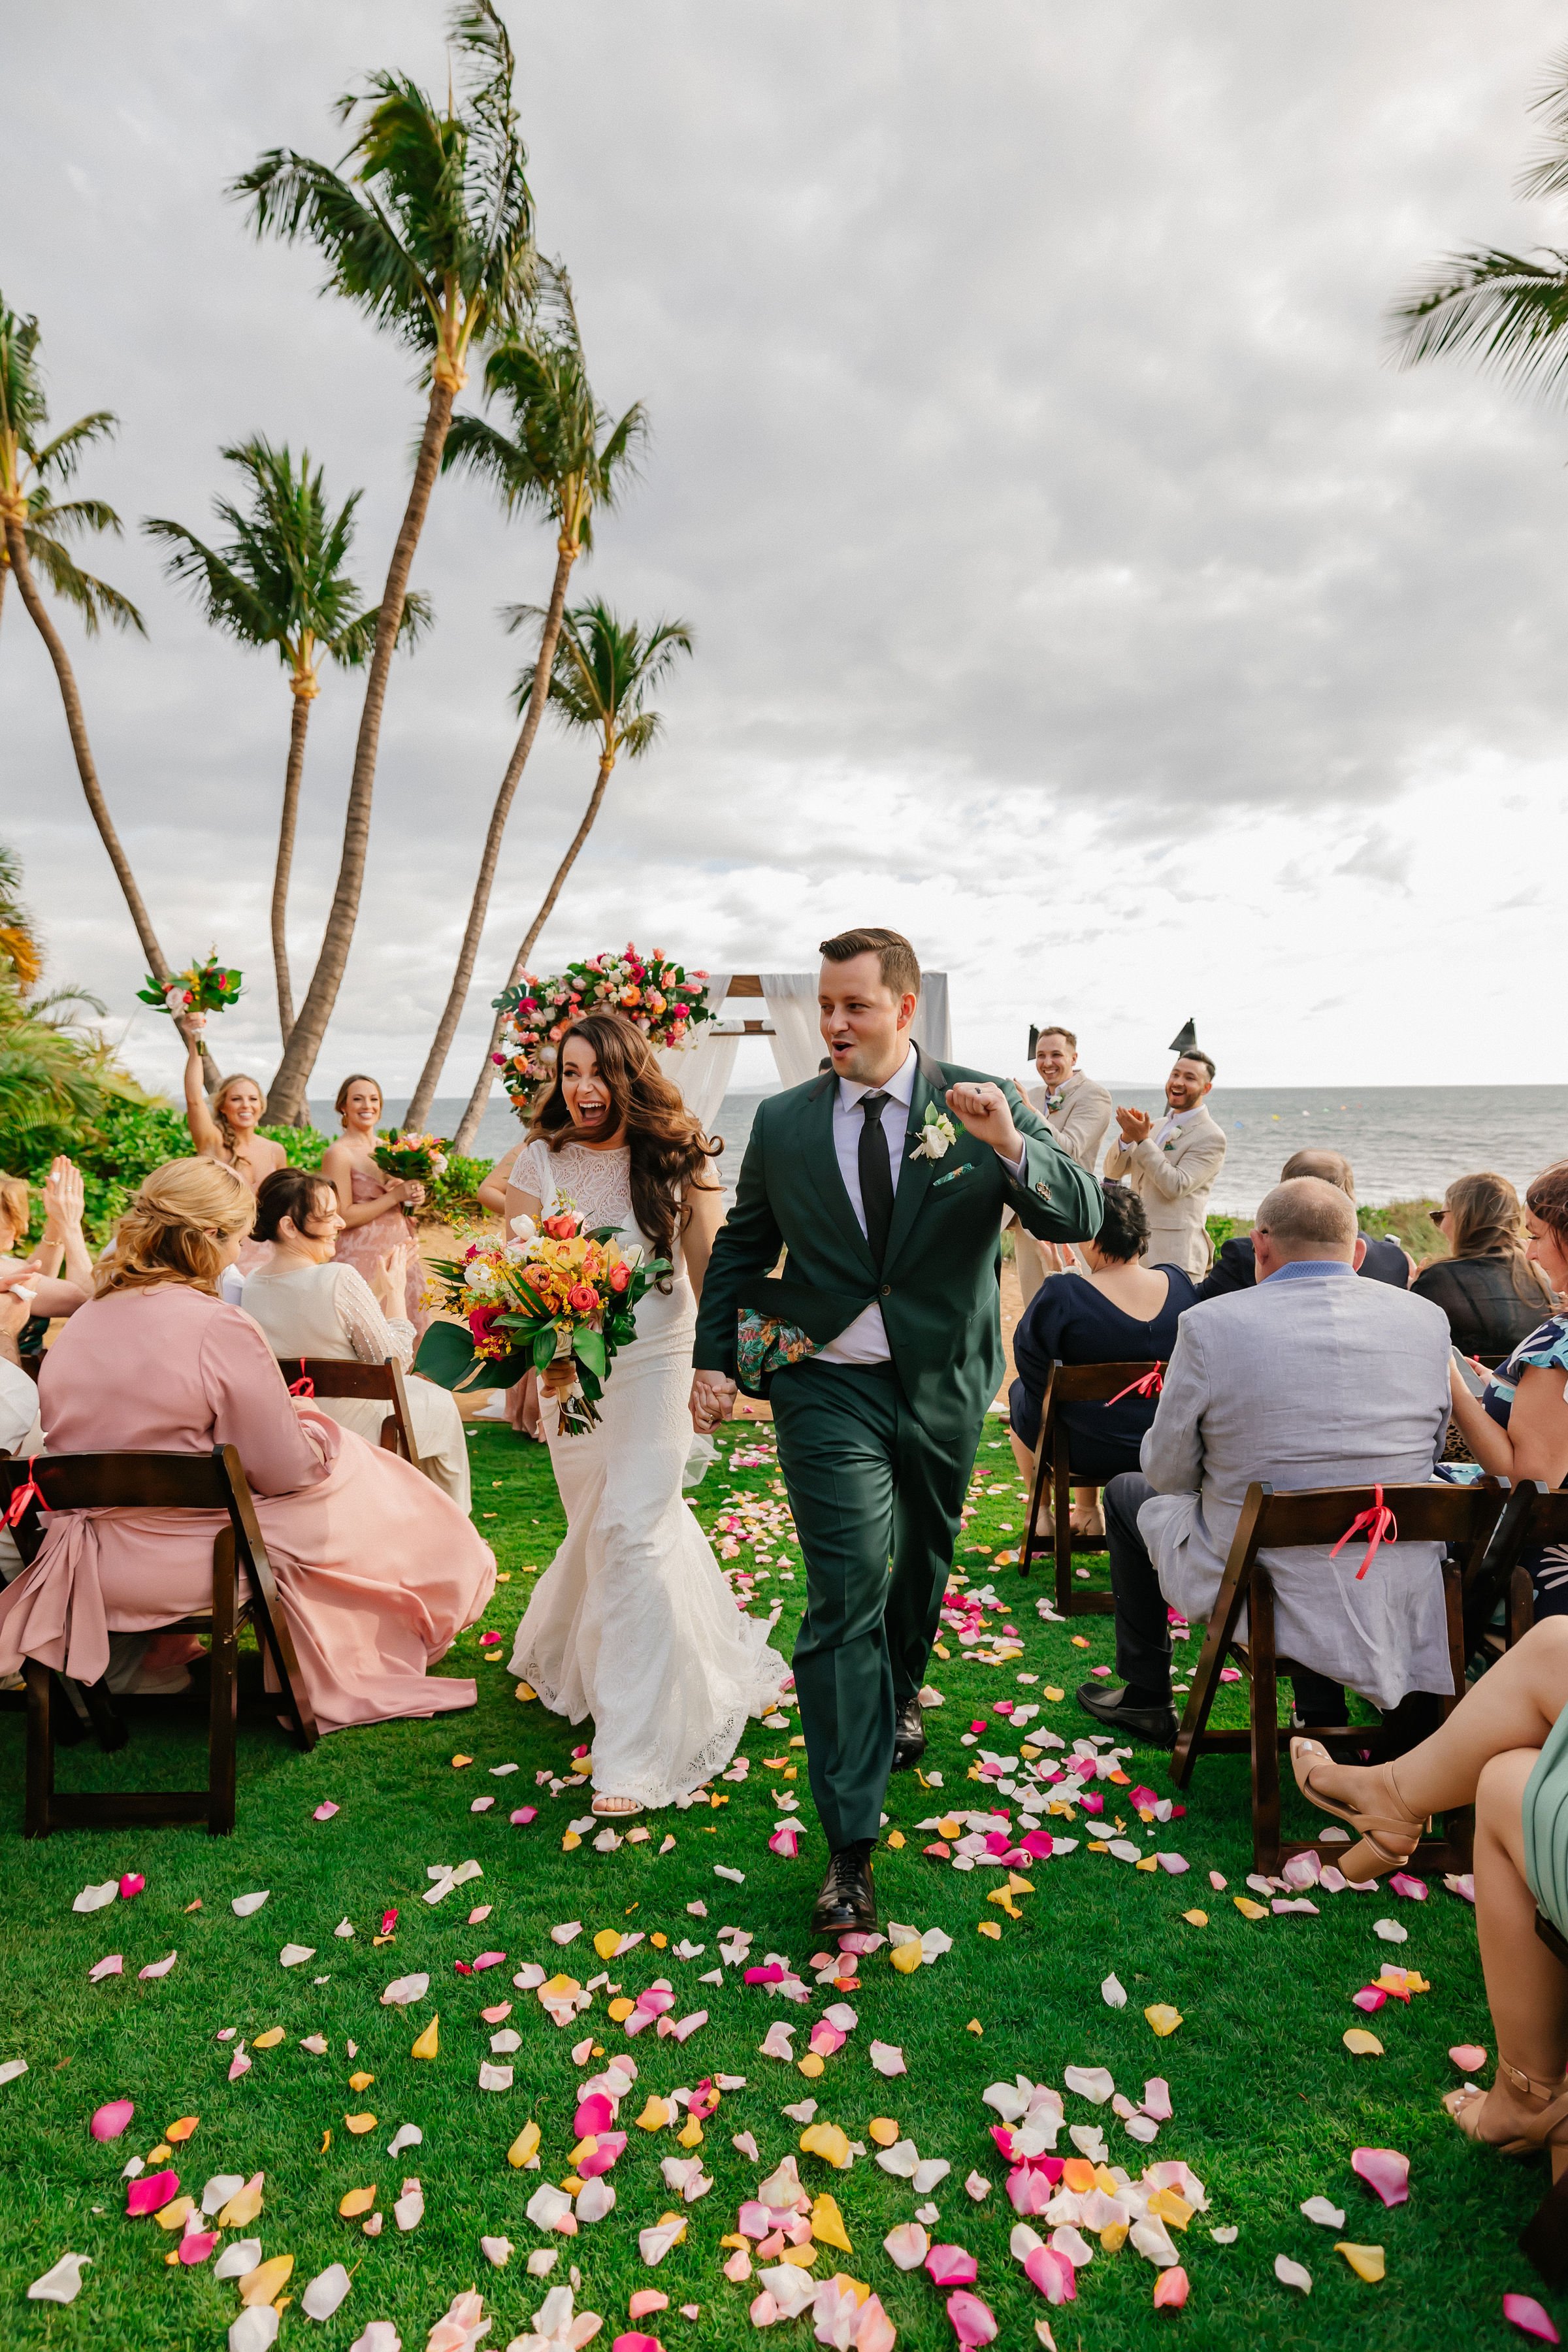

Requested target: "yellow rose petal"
[
  {"left": 451, "top": 1754, "right": 474, "bottom": 1768},
  {"left": 977, "top": 1920, "right": 1002, "bottom": 1940},
  {"left": 515, "top": 1682, "right": 536, "bottom": 1701},
  {"left": 348, "top": 2071, "right": 374, "bottom": 2091},
  {"left": 165, "top": 2116, "right": 199, "bottom": 2143},
  {"left": 240, "top": 2255, "right": 295, "bottom": 2306},
  {"left": 1181, "top": 1908, "right": 1209, "bottom": 1927},
  {"left": 889, "top": 1941, "right": 923, "bottom": 1973},
  {"left": 216, "top": 2180, "right": 264, "bottom": 2228},
  {"left": 1145, "top": 2004, "right": 1183, "bottom": 2037},
  {"left": 339, "top": 2186, "right": 376, "bottom": 2218},
  {"left": 508, "top": 2122, "right": 541, "bottom": 2167},
  {"left": 154, "top": 2196, "right": 195, "bottom": 2231},
  {"left": 593, "top": 1929, "right": 622, "bottom": 1961},
  {"left": 885, "top": 1831, "right": 906, "bottom": 1850},
  {"left": 868, "top": 2117, "right": 900, "bottom": 2147},
  {"left": 1343, "top": 2028, "right": 1384, "bottom": 2057},
  {"left": 1335, "top": 2242, "right": 1386, "bottom": 2282},
  {"left": 1043, "top": 1686, "right": 1064, "bottom": 1703},
  {"left": 779, "top": 2242, "right": 818, "bottom": 2268},
  {"left": 677, "top": 2114, "right": 704, "bottom": 2148},
  {"left": 636, "top": 2097, "right": 672, "bottom": 2131},
  {"left": 562, "top": 1833, "right": 581, "bottom": 1852},
  {"left": 1233, "top": 1896, "right": 1267, "bottom": 1920},
  {"left": 410, "top": 2016, "right": 439, "bottom": 2061},
  {"left": 344, "top": 2112, "right": 377, "bottom": 2134},
  {"left": 607, "top": 1998, "right": 635, "bottom": 2023},
  {"left": 810, "top": 2193, "right": 852, "bottom": 2252},
  {"left": 252, "top": 2027, "right": 285, "bottom": 2049},
  {"left": 966, "top": 2019, "right": 983, "bottom": 2034},
  {"left": 798, "top": 2053, "right": 825, "bottom": 2078}
]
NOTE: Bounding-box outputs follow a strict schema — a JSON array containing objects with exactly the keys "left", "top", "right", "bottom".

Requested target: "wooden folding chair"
[
  {"left": 1, "top": 1445, "right": 317, "bottom": 1838},
  {"left": 281, "top": 1356, "right": 423, "bottom": 1475},
  {"left": 1169, "top": 1478, "right": 1505, "bottom": 1872},
  {"left": 1520, "top": 1908, "right": 1568, "bottom": 2284},
  {"left": 1017, "top": 1360, "right": 1164, "bottom": 1616},
  {"left": 1464, "top": 1482, "right": 1568, "bottom": 1661}
]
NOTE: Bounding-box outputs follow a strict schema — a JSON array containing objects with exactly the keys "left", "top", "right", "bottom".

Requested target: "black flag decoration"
[
  {"left": 1168, "top": 1016, "right": 1200, "bottom": 1057},
  {"left": 1028, "top": 1026, "right": 1040, "bottom": 1060}
]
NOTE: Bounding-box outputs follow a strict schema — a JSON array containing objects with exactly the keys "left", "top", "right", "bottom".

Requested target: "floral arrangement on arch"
[
  {"left": 490, "top": 945, "right": 715, "bottom": 1105},
  {"left": 137, "top": 951, "right": 242, "bottom": 1022}
]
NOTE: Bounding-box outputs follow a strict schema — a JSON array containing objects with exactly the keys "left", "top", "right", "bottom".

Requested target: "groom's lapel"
[
  {"left": 798, "top": 1069, "right": 877, "bottom": 1277},
  {"left": 881, "top": 1047, "right": 944, "bottom": 1277}
]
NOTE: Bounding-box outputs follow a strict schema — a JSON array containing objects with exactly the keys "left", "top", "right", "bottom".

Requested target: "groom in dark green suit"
[{"left": 692, "top": 928, "right": 1103, "bottom": 1931}]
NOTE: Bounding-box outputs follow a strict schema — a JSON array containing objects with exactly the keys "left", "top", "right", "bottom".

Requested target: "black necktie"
[{"left": 858, "top": 1091, "right": 895, "bottom": 1269}]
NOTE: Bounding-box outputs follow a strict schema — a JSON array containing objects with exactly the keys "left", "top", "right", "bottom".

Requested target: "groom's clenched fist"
[
  {"left": 691, "top": 1370, "right": 738, "bottom": 1432},
  {"left": 945, "top": 1081, "right": 1022, "bottom": 1164}
]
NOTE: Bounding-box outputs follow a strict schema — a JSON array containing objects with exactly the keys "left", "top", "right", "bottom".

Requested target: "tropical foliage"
[
  {"left": 400, "top": 285, "right": 647, "bottom": 1134},
  {"left": 1392, "top": 50, "right": 1568, "bottom": 398},
  {"left": 452, "top": 600, "right": 694, "bottom": 1149},
  {"left": 232, "top": 0, "right": 538, "bottom": 1123},
  {"left": 144, "top": 436, "right": 430, "bottom": 1045}
]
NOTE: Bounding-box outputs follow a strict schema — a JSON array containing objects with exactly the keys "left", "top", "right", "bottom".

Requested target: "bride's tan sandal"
[
  {"left": 591, "top": 1794, "right": 643, "bottom": 1819},
  {"left": 1288, "top": 1737, "right": 1425, "bottom": 1882},
  {"left": 1445, "top": 2063, "right": 1568, "bottom": 2157}
]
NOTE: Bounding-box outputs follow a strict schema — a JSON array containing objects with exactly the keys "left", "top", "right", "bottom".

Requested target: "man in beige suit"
[
  {"left": 1104, "top": 1044, "right": 1226, "bottom": 1279},
  {"left": 1014, "top": 1024, "right": 1113, "bottom": 1307}
]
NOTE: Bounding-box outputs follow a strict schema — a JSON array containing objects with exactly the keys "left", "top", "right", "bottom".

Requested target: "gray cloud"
[{"left": 3, "top": 0, "right": 1567, "bottom": 1094}]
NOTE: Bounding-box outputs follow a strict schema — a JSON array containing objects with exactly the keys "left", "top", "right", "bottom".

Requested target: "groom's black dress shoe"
[
  {"left": 1075, "top": 1680, "right": 1179, "bottom": 1746},
  {"left": 892, "top": 1695, "right": 926, "bottom": 1771},
  {"left": 810, "top": 1844, "right": 877, "bottom": 1935}
]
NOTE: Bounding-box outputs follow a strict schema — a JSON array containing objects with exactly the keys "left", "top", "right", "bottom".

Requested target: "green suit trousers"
[{"left": 770, "top": 1356, "right": 975, "bottom": 1850}]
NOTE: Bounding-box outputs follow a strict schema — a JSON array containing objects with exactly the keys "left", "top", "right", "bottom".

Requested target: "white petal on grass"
[
  {"left": 27, "top": 2253, "right": 91, "bottom": 2304},
  {"left": 1275, "top": 2254, "right": 1313, "bottom": 2294},
  {"left": 230, "top": 1890, "right": 270, "bottom": 1917}
]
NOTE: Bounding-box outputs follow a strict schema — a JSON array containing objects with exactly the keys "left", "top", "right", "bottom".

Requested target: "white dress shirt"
[{"left": 819, "top": 1046, "right": 919, "bottom": 1365}]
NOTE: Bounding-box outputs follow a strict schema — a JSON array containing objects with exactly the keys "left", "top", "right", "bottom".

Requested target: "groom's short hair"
[{"left": 819, "top": 927, "right": 921, "bottom": 1000}]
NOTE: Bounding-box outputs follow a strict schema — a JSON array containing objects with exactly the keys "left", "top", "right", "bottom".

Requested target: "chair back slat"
[
  {"left": 1252, "top": 1482, "right": 1501, "bottom": 1552},
  {"left": 280, "top": 1357, "right": 397, "bottom": 1402},
  {"left": 0, "top": 1451, "right": 234, "bottom": 1512},
  {"left": 1051, "top": 1360, "right": 1163, "bottom": 1405}
]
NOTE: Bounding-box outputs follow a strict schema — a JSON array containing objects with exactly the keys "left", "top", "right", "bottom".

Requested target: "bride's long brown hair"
[{"left": 528, "top": 1011, "right": 722, "bottom": 1275}]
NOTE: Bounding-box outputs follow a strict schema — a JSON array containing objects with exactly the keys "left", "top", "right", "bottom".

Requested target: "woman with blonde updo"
[
  {"left": 182, "top": 1028, "right": 287, "bottom": 1277},
  {"left": 0, "top": 1158, "right": 495, "bottom": 1733}
]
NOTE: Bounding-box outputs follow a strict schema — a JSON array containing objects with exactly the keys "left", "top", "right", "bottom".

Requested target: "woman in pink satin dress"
[
  {"left": 0, "top": 1160, "right": 494, "bottom": 1737},
  {"left": 320, "top": 1073, "right": 432, "bottom": 1336}
]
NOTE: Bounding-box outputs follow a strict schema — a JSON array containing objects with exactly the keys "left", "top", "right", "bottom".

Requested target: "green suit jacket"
[{"left": 694, "top": 1046, "right": 1105, "bottom": 1444}]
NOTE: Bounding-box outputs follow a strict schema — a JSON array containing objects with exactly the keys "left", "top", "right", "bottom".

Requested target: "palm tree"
[
  {"left": 144, "top": 437, "right": 431, "bottom": 1052},
  {"left": 0, "top": 302, "right": 208, "bottom": 1068},
  {"left": 400, "top": 301, "right": 647, "bottom": 1134},
  {"left": 451, "top": 598, "right": 694, "bottom": 1151},
  {"left": 0, "top": 843, "right": 42, "bottom": 994},
  {"left": 231, "top": 0, "right": 536, "bottom": 1124},
  {"left": 1391, "top": 53, "right": 1568, "bottom": 398}
]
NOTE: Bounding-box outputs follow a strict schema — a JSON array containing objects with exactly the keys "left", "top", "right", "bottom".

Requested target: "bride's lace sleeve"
[{"left": 333, "top": 1264, "right": 415, "bottom": 1369}]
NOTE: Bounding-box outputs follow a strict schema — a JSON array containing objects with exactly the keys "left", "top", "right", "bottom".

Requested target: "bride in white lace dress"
[{"left": 506, "top": 1013, "right": 786, "bottom": 1814}]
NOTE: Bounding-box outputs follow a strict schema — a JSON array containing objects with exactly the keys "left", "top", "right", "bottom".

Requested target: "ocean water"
[{"left": 387, "top": 1082, "right": 1568, "bottom": 1217}]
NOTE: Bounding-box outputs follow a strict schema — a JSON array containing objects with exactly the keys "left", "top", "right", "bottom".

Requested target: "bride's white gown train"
[{"left": 508, "top": 1140, "right": 786, "bottom": 1806}]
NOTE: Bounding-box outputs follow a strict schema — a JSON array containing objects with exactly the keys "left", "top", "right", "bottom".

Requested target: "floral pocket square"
[{"left": 930, "top": 1162, "right": 973, "bottom": 1190}]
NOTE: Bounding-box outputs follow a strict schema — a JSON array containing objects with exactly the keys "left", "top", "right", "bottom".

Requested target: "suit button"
[{"left": 881, "top": 1284, "right": 892, "bottom": 1297}]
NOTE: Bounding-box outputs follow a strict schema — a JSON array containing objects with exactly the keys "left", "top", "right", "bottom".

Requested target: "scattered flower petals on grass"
[
  {"left": 945, "top": 2289, "right": 998, "bottom": 2345},
  {"left": 1152, "top": 2266, "right": 1189, "bottom": 2308},
  {"left": 1505, "top": 2294, "right": 1562, "bottom": 2342},
  {"left": 1275, "top": 2255, "right": 1312, "bottom": 2294},
  {"left": 230, "top": 1890, "right": 269, "bottom": 1917},
  {"left": 1336, "top": 2242, "right": 1386, "bottom": 2281},
  {"left": 1351, "top": 2148, "right": 1409, "bottom": 2207},
  {"left": 1450, "top": 2044, "right": 1488, "bottom": 2072},
  {"left": 1301, "top": 2197, "right": 1345, "bottom": 2229},
  {"left": 27, "top": 2252, "right": 91, "bottom": 2303}
]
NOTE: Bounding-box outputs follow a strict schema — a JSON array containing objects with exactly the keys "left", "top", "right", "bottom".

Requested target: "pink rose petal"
[
  {"left": 1024, "top": 2246, "right": 1077, "bottom": 2305},
  {"left": 91, "top": 2099, "right": 135, "bottom": 2140},
  {"left": 1007, "top": 2164, "right": 1054, "bottom": 2215},
  {"left": 510, "top": 1806, "right": 538, "bottom": 1825},
  {"left": 1450, "top": 2044, "right": 1488, "bottom": 2072},
  {"left": 1505, "top": 2295, "right": 1561, "bottom": 2344},
  {"left": 126, "top": 2169, "right": 178, "bottom": 2217},
  {"left": 228, "top": 2047, "right": 252, "bottom": 2082},
  {"left": 313, "top": 1803, "right": 339, "bottom": 1821},
  {"left": 1351, "top": 2146, "right": 1409, "bottom": 2208},
  {"left": 749, "top": 2295, "right": 779, "bottom": 2327},
  {"left": 1388, "top": 1870, "right": 1428, "bottom": 1901},
  {"left": 1352, "top": 1987, "right": 1387, "bottom": 2013},
  {"left": 1152, "top": 2266, "right": 1189, "bottom": 2308},
  {"left": 926, "top": 2244, "right": 979, "bottom": 2287},
  {"left": 627, "top": 2291, "right": 668, "bottom": 2319},
  {"left": 177, "top": 2230, "right": 217, "bottom": 2265},
  {"left": 118, "top": 1874, "right": 144, "bottom": 1900},
  {"left": 88, "top": 1955, "right": 123, "bottom": 1983},
  {"left": 946, "top": 2289, "right": 998, "bottom": 2346},
  {"left": 883, "top": 2222, "right": 929, "bottom": 2271},
  {"left": 471, "top": 1951, "right": 507, "bottom": 1972}
]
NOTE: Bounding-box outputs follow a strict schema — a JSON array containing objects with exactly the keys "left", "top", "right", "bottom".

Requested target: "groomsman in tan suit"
[
  {"left": 1103, "top": 1026, "right": 1226, "bottom": 1279},
  {"left": 1015, "top": 1024, "right": 1113, "bottom": 1307}
]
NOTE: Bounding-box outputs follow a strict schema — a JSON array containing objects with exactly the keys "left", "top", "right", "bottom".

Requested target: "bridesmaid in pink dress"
[
  {"left": 0, "top": 1160, "right": 494, "bottom": 1737},
  {"left": 321, "top": 1073, "right": 432, "bottom": 1337},
  {"left": 181, "top": 1027, "right": 286, "bottom": 1279}
]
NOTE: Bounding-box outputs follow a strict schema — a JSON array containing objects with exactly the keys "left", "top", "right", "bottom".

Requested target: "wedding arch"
[{"left": 657, "top": 971, "right": 953, "bottom": 1129}]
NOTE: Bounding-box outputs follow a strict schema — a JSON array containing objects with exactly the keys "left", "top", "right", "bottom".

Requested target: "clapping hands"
[{"left": 1115, "top": 1105, "right": 1153, "bottom": 1144}]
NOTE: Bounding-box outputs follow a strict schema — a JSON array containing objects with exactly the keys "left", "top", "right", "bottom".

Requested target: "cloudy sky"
[{"left": 5, "top": 0, "right": 1568, "bottom": 1103}]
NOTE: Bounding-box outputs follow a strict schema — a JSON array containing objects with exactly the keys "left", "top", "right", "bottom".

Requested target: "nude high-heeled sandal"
[
  {"left": 1445, "top": 2063, "right": 1568, "bottom": 2156},
  {"left": 1288, "top": 1737, "right": 1425, "bottom": 1880}
]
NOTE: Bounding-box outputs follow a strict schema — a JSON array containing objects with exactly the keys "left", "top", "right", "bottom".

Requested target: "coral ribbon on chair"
[
  {"left": 1107, "top": 1368, "right": 1163, "bottom": 1405},
  {"left": 288, "top": 1361, "right": 316, "bottom": 1399},
  {"left": 5, "top": 1456, "right": 41, "bottom": 1527},
  {"left": 1330, "top": 1484, "right": 1397, "bottom": 1580}
]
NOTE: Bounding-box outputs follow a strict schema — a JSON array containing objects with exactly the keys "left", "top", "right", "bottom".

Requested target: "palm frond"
[
  {"left": 1519, "top": 48, "right": 1568, "bottom": 199},
  {"left": 1390, "top": 247, "right": 1568, "bottom": 395},
  {"left": 615, "top": 710, "right": 664, "bottom": 762},
  {"left": 330, "top": 587, "right": 434, "bottom": 666},
  {"left": 25, "top": 536, "right": 146, "bottom": 636},
  {"left": 143, "top": 518, "right": 279, "bottom": 647},
  {"left": 29, "top": 410, "right": 120, "bottom": 486},
  {"left": 0, "top": 303, "right": 48, "bottom": 456},
  {"left": 231, "top": 149, "right": 436, "bottom": 351},
  {"left": 27, "top": 494, "right": 123, "bottom": 543}
]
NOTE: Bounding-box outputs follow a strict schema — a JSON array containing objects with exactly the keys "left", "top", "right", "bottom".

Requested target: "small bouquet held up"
[
  {"left": 491, "top": 944, "right": 715, "bottom": 1105},
  {"left": 373, "top": 1131, "right": 450, "bottom": 1183},
  {"left": 138, "top": 951, "right": 242, "bottom": 1022},
  {"left": 415, "top": 1203, "right": 669, "bottom": 1435}
]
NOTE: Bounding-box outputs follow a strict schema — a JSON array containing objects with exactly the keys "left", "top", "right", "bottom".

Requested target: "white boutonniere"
[{"left": 910, "top": 1105, "right": 959, "bottom": 1162}]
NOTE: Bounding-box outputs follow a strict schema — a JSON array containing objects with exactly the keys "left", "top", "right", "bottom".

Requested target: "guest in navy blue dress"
[{"left": 1009, "top": 1181, "right": 1199, "bottom": 1539}]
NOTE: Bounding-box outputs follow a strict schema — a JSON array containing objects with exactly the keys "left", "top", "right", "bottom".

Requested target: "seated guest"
[
  {"left": 1292, "top": 1618, "right": 1568, "bottom": 2164},
  {"left": 1194, "top": 1149, "right": 1411, "bottom": 1299},
  {"left": 1413, "top": 1170, "right": 1553, "bottom": 1357},
  {"left": 1007, "top": 1181, "right": 1198, "bottom": 1541},
  {"left": 0, "top": 1154, "right": 94, "bottom": 1314},
  {"left": 1013, "top": 1025, "right": 1114, "bottom": 1307},
  {"left": 241, "top": 1168, "right": 472, "bottom": 1512},
  {"left": 0, "top": 1283, "right": 42, "bottom": 1599},
  {"left": 0, "top": 1158, "right": 495, "bottom": 1735},
  {"left": 1445, "top": 1163, "right": 1568, "bottom": 1616},
  {"left": 1103, "top": 1037, "right": 1226, "bottom": 1279},
  {"left": 1076, "top": 1175, "right": 1453, "bottom": 1744}
]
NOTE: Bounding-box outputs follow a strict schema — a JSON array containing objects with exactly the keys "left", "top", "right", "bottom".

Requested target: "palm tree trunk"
[
  {"left": 265, "top": 378, "right": 457, "bottom": 1125},
  {"left": 451, "top": 750, "right": 615, "bottom": 1153},
  {"left": 400, "top": 536, "right": 578, "bottom": 1136},
  {"left": 272, "top": 679, "right": 314, "bottom": 1053},
  {"left": 3, "top": 512, "right": 218, "bottom": 1091}
]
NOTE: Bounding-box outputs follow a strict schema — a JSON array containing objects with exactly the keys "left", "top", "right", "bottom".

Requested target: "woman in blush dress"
[
  {"left": 0, "top": 1158, "right": 495, "bottom": 1735},
  {"left": 507, "top": 1013, "right": 787, "bottom": 1818},
  {"left": 181, "top": 1026, "right": 286, "bottom": 1278},
  {"left": 321, "top": 1073, "right": 431, "bottom": 1335},
  {"left": 241, "top": 1166, "right": 472, "bottom": 1511}
]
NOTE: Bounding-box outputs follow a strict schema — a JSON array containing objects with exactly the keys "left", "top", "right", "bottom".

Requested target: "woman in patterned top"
[{"left": 1446, "top": 1162, "right": 1568, "bottom": 1614}]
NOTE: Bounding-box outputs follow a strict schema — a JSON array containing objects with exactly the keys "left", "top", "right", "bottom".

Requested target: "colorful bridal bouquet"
[
  {"left": 137, "top": 952, "right": 242, "bottom": 1021},
  {"left": 491, "top": 945, "right": 715, "bottom": 1104},
  {"left": 373, "top": 1131, "right": 450, "bottom": 1182},
  {"left": 415, "top": 1204, "right": 670, "bottom": 1434}
]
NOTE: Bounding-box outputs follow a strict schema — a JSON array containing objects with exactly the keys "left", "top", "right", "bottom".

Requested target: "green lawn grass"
[{"left": 0, "top": 1420, "right": 1549, "bottom": 2351}]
